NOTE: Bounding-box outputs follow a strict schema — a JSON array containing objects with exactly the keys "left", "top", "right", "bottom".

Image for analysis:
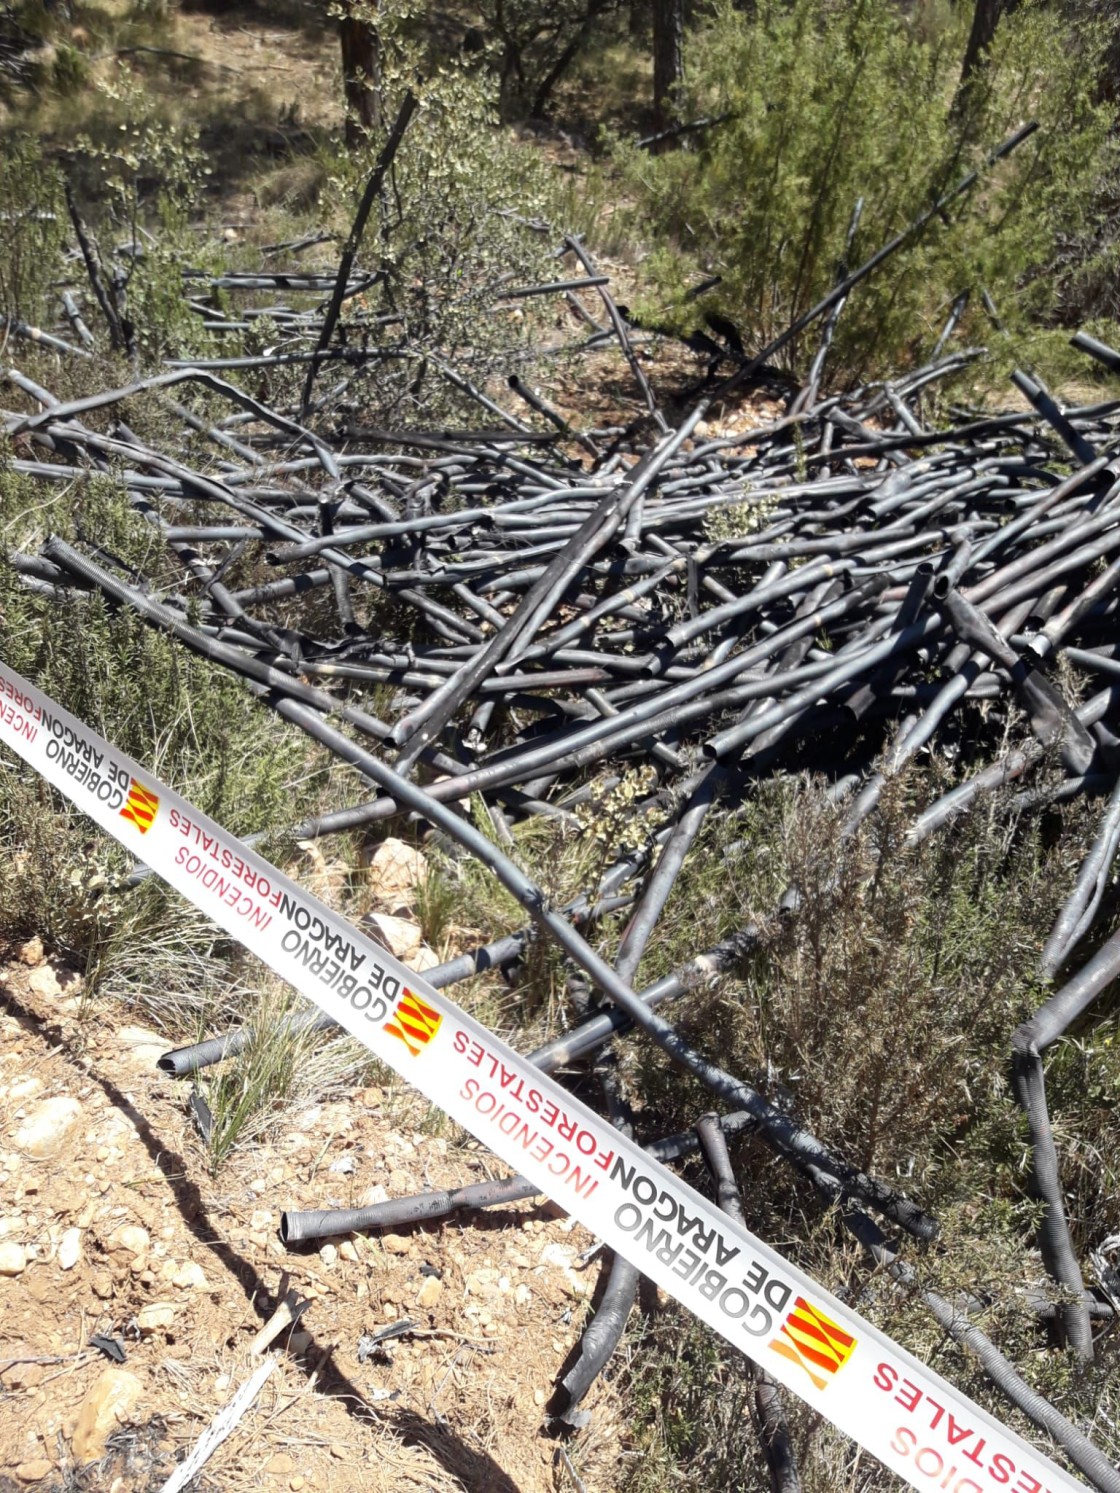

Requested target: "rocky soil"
[{"left": 0, "top": 936, "right": 627, "bottom": 1493}]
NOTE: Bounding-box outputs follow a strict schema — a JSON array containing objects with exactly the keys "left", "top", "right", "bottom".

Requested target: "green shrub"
[
  {"left": 318, "top": 16, "right": 559, "bottom": 427},
  {"left": 0, "top": 136, "right": 66, "bottom": 322},
  {"left": 0, "top": 462, "right": 321, "bottom": 1013},
  {"left": 70, "top": 72, "right": 219, "bottom": 358},
  {"left": 614, "top": 0, "right": 1116, "bottom": 384}
]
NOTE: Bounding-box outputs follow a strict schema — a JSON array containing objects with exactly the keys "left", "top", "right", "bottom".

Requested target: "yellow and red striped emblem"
[
  {"left": 119, "top": 778, "right": 159, "bottom": 834},
  {"left": 384, "top": 988, "right": 443, "bottom": 1056},
  {"left": 770, "top": 1296, "right": 856, "bottom": 1390}
]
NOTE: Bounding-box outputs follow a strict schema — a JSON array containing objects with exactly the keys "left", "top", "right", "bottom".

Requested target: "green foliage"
[
  {"left": 198, "top": 983, "right": 371, "bottom": 1170},
  {"left": 414, "top": 865, "right": 459, "bottom": 953},
  {"left": 616, "top": 769, "right": 1120, "bottom": 1491},
  {"left": 0, "top": 135, "right": 66, "bottom": 321},
  {"left": 70, "top": 71, "right": 217, "bottom": 357},
  {"left": 0, "top": 462, "right": 316, "bottom": 990},
  {"left": 320, "top": 9, "right": 558, "bottom": 426},
  {"left": 615, "top": 0, "right": 1117, "bottom": 383}
]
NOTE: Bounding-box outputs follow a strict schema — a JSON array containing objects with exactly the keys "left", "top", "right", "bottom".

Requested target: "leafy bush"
[
  {"left": 615, "top": 0, "right": 1117, "bottom": 383},
  {"left": 0, "top": 462, "right": 319, "bottom": 1008},
  {"left": 315, "top": 6, "right": 559, "bottom": 426},
  {"left": 69, "top": 72, "right": 218, "bottom": 358},
  {"left": 0, "top": 135, "right": 66, "bottom": 322},
  {"left": 615, "top": 768, "right": 1120, "bottom": 1491}
]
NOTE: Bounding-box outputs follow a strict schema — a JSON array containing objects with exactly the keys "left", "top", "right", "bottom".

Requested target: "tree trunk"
[
  {"left": 652, "top": 0, "right": 683, "bottom": 132},
  {"left": 953, "top": 0, "right": 1004, "bottom": 117},
  {"left": 340, "top": 3, "right": 381, "bottom": 151}
]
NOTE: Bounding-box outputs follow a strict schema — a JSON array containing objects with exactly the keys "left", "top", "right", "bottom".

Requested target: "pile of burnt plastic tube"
[{"left": 5, "top": 119, "right": 1120, "bottom": 1490}]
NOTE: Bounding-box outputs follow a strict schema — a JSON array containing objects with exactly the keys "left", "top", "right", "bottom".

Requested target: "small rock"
[
  {"left": 27, "top": 963, "right": 79, "bottom": 999},
  {"left": 365, "top": 838, "right": 428, "bottom": 910},
  {"left": 117, "top": 1026, "right": 167, "bottom": 1070},
  {"left": 72, "top": 1368, "right": 143, "bottom": 1461},
  {"left": 58, "top": 1227, "right": 81, "bottom": 1270},
  {"left": 416, "top": 1275, "right": 442, "bottom": 1309},
  {"left": 0, "top": 1241, "right": 27, "bottom": 1275},
  {"left": 14, "top": 1096, "right": 82, "bottom": 1159},
  {"left": 319, "top": 1243, "right": 337, "bottom": 1267},
  {"left": 171, "top": 1260, "right": 207, "bottom": 1290},
  {"left": 15, "top": 1459, "right": 52, "bottom": 1483},
  {"left": 380, "top": 1233, "right": 411, "bottom": 1256},
  {"left": 266, "top": 1452, "right": 295, "bottom": 1476},
  {"left": 290, "top": 1479, "right": 305, "bottom": 1491},
  {"left": 17, "top": 936, "right": 44, "bottom": 965},
  {"left": 363, "top": 913, "right": 423, "bottom": 961},
  {"left": 9, "top": 1077, "right": 41, "bottom": 1101},
  {"left": 91, "top": 1272, "right": 113, "bottom": 1300},
  {"left": 108, "top": 1225, "right": 149, "bottom": 1261},
  {"left": 411, "top": 943, "right": 441, "bottom": 973},
  {"left": 250, "top": 1210, "right": 273, "bottom": 1231},
  {"left": 514, "top": 1283, "right": 532, "bottom": 1306},
  {"left": 338, "top": 1240, "right": 359, "bottom": 1263},
  {"left": 539, "top": 1242, "right": 590, "bottom": 1296},
  {"left": 135, "top": 1302, "right": 175, "bottom": 1334}
]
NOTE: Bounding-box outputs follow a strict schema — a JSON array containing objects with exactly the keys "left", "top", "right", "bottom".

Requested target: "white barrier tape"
[{"left": 0, "top": 660, "right": 1088, "bottom": 1493}]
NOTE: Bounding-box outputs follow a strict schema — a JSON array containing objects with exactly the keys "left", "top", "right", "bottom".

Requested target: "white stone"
[
  {"left": 171, "top": 1260, "right": 207, "bottom": 1290},
  {"left": 13, "top": 1097, "right": 81, "bottom": 1159},
  {"left": 135, "top": 1301, "right": 175, "bottom": 1333},
  {"left": 538, "top": 1242, "right": 590, "bottom": 1297},
  {"left": 58, "top": 1228, "right": 82, "bottom": 1270},
  {"left": 108, "top": 1225, "right": 149, "bottom": 1260},
  {"left": 27, "top": 964, "right": 79, "bottom": 999},
  {"left": 365, "top": 838, "right": 428, "bottom": 909},
  {"left": 416, "top": 1275, "right": 442, "bottom": 1308},
  {"left": 363, "top": 912, "right": 423, "bottom": 961},
  {"left": 0, "top": 1241, "right": 27, "bottom": 1275},
  {"left": 116, "top": 1027, "right": 167, "bottom": 1070}
]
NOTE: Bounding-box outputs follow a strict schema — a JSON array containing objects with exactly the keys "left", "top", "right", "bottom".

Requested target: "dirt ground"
[{"left": 0, "top": 949, "right": 630, "bottom": 1493}]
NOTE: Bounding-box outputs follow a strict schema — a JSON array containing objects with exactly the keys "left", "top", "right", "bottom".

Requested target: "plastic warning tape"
[{"left": 0, "top": 659, "right": 1087, "bottom": 1493}]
